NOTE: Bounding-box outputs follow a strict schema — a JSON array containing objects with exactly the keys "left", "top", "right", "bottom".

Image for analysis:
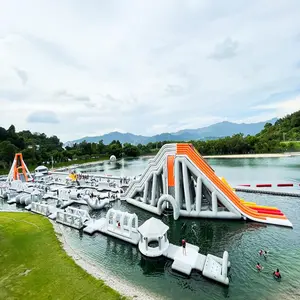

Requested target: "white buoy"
[{"left": 110, "top": 155, "right": 116, "bottom": 162}]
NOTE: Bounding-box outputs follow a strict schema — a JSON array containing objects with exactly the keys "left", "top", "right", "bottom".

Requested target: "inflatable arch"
[{"left": 157, "top": 194, "right": 180, "bottom": 220}]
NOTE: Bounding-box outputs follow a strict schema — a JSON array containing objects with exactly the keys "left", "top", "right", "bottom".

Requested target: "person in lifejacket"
[
  {"left": 273, "top": 269, "right": 281, "bottom": 279},
  {"left": 256, "top": 262, "right": 262, "bottom": 271}
]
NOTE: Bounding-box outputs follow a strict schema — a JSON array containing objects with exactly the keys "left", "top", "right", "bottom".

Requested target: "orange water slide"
[
  {"left": 167, "top": 155, "right": 175, "bottom": 187},
  {"left": 176, "top": 144, "right": 288, "bottom": 221}
]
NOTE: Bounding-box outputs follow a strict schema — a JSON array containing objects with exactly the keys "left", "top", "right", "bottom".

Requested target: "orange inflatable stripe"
[
  {"left": 167, "top": 155, "right": 175, "bottom": 187},
  {"left": 246, "top": 205, "right": 279, "bottom": 211},
  {"left": 250, "top": 206, "right": 287, "bottom": 219},
  {"left": 176, "top": 144, "right": 287, "bottom": 221},
  {"left": 176, "top": 144, "right": 266, "bottom": 220}
]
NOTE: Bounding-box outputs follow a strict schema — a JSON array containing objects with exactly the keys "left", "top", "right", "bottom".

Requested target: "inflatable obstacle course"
[{"left": 123, "top": 143, "right": 292, "bottom": 227}]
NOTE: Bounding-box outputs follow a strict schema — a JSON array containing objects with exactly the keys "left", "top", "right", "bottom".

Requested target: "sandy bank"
[{"left": 52, "top": 221, "right": 164, "bottom": 300}]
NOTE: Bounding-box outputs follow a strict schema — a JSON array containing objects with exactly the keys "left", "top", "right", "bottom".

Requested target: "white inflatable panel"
[
  {"left": 202, "top": 254, "right": 229, "bottom": 285},
  {"left": 172, "top": 260, "right": 192, "bottom": 275},
  {"left": 195, "top": 254, "right": 206, "bottom": 271},
  {"left": 84, "top": 218, "right": 106, "bottom": 235},
  {"left": 31, "top": 202, "right": 51, "bottom": 216}
]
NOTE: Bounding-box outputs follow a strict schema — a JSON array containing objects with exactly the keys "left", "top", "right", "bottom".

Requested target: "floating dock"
[{"left": 163, "top": 243, "right": 230, "bottom": 284}]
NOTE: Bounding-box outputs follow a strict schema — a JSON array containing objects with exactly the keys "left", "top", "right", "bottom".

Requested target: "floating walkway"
[
  {"left": 164, "top": 243, "right": 230, "bottom": 284},
  {"left": 17, "top": 196, "right": 231, "bottom": 286},
  {"left": 137, "top": 217, "right": 230, "bottom": 285},
  {"left": 84, "top": 213, "right": 230, "bottom": 285}
]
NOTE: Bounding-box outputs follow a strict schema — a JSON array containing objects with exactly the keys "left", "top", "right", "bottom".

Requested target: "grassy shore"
[{"left": 0, "top": 212, "right": 125, "bottom": 300}]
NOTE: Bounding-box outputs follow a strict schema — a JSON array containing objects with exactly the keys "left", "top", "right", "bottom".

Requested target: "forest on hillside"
[{"left": 0, "top": 110, "right": 299, "bottom": 173}]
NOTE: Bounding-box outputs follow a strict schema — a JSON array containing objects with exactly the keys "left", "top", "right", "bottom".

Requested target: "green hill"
[
  {"left": 0, "top": 110, "right": 299, "bottom": 174},
  {"left": 255, "top": 110, "right": 300, "bottom": 152},
  {"left": 257, "top": 110, "right": 300, "bottom": 141}
]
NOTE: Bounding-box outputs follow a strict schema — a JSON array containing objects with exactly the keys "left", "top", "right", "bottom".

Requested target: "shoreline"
[
  {"left": 203, "top": 152, "right": 300, "bottom": 159},
  {"left": 52, "top": 221, "right": 164, "bottom": 300},
  {"left": 52, "top": 158, "right": 109, "bottom": 171},
  {"left": 55, "top": 152, "right": 300, "bottom": 172},
  {"left": 2, "top": 152, "right": 300, "bottom": 177}
]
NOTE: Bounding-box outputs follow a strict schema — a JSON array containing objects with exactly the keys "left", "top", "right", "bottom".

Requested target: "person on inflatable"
[
  {"left": 273, "top": 269, "right": 281, "bottom": 279},
  {"left": 259, "top": 249, "right": 264, "bottom": 256},
  {"left": 182, "top": 238, "right": 187, "bottom": 256},
  {"left": 256, "top": 262, "right": 263, "bottom": 271}
]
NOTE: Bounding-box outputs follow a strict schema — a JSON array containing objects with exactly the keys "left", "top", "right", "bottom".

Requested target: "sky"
[{"left": 0, "top": 0, "right": 300, "bottom": 142}]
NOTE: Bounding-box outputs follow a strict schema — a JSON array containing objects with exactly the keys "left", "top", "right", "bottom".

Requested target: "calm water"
[{"left": 2, "top": 156, "right": 300, "bottom": 300}]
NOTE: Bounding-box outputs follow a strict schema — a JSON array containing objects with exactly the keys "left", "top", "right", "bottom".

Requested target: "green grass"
[{"left": 0, "top": 212, "right": 126, "bottom": 300}]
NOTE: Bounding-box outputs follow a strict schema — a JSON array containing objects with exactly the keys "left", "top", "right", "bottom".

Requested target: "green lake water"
[{"left": 1, "top": 156, "right": 300, "bottom": 299}]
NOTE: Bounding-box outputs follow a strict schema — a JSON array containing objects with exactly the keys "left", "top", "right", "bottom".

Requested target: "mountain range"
[{"left": 65, "top": 118, "right": 277, "bottom": 146}]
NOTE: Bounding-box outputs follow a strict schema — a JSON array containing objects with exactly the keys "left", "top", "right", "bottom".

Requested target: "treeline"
[
  {"left": 0, "top": 110, "right": 299, "bottom": 173},
  {"left": 0, "top": 125, "right": 64, "bottom": 171}
]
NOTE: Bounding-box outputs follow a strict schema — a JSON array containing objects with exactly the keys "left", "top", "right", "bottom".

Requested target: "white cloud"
[
  {"left": 27, "top": 111, "right": 59, "bottom": 124},
  {"left": 0, "top": 0, "right": 300, "bottom": 141},
  {"left": 252, "top": 96, "right": 300, "bottom": 118}
]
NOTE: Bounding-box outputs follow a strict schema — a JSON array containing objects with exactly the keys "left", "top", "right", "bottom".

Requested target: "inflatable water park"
[{"left": 0, "top": 143, "right": 294, "bottom": 287}]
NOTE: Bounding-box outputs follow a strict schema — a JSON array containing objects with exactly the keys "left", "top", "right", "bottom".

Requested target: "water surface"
[{"left": 2, "top": 156, "right": 300, "bottom": 300}]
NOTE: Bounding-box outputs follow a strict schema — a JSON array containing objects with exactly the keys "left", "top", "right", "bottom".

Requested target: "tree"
[
  {"left": 97, "top": 140, "right": 105, "bottom": 154},
  {"left": 0, "top": 127, "right": 8, "bottom": 141},
  {"left": 123, "top": 143, "right": 140, "bottom": 157},
  {"left": 108, "top": 143, "right": 122, "bottom": 158},
  {"left": 0, "top": 141, "right": 17, "bottom": 164}
]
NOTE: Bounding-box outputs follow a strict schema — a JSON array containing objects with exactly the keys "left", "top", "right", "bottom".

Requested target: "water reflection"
[
  {"left": 139, "top": 256, "right": 166, "bottom": 276},
  {"left": 105, "top": 237, "right": 139, "bottom": 262}
]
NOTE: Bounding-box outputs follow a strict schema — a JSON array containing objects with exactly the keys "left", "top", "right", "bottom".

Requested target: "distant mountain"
[
  {"left": 177, "top": 119, "right": 278, "bottom": 138},
  {"left": 64, "top": 118, "right": 278, "bottom": 146}
]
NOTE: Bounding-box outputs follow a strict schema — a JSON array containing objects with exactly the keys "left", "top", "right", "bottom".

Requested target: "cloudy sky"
[{"left": 1, "top": 0, "right": 300, "bottom": 142}]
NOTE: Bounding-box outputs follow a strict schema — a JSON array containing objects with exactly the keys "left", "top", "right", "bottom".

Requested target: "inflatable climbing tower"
[{"left": 6, "top": 153, "right": 33, "bottom": 182}]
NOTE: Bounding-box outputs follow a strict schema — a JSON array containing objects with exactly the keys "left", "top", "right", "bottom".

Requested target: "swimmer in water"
[
  {"left": 256, "top": 262, "right": 263, "bottom": 271},
  {"left": 273, "top": 269, "right": 281, "bottom": 279},
  {"left": 259, "top": 249, "right": 264, "bottom": 256}
]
